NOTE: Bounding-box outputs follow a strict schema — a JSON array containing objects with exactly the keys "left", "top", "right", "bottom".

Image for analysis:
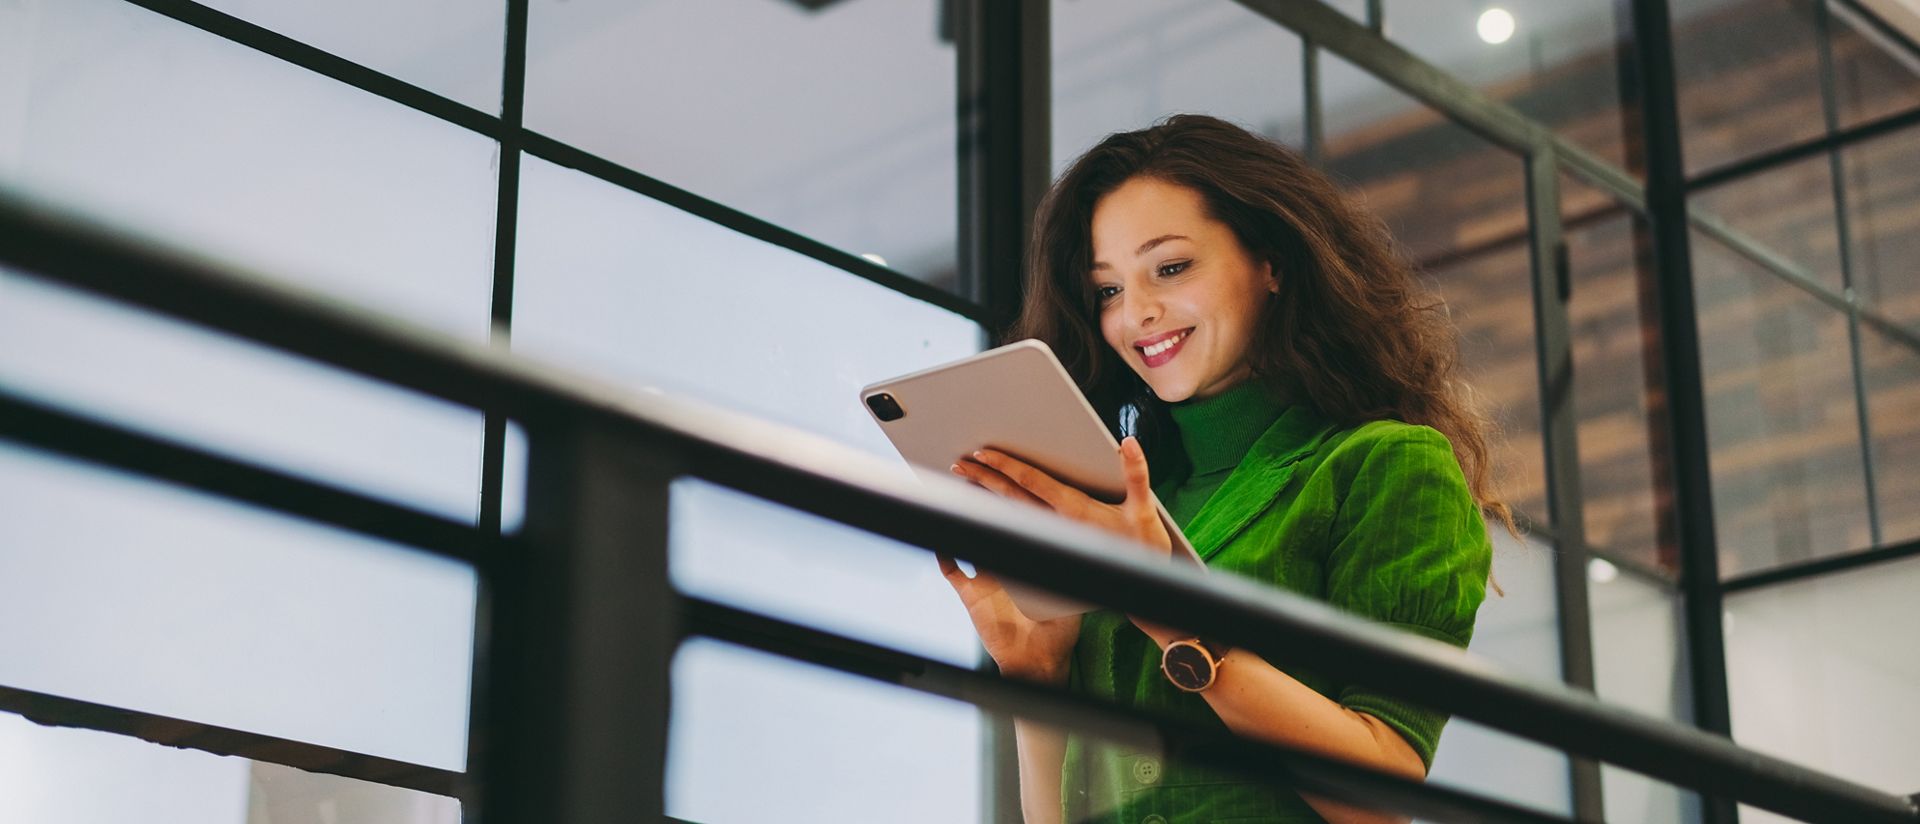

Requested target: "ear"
[{"left": 1262, "top": 260, "right": 1279, "bottom": 294}]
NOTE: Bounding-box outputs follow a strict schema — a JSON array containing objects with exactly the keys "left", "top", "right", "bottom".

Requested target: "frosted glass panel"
[
  {"left": 0, "top": 713, "right": 460, "bottom": 824},
  {"left": 0, "top": 444, "right": 477, "bottom": 771},
  {"left": 1590, "top": 569, "right": 1700, "bottom": 823},
  {"left": 511, "top": 154, "right": 982, "bottom": 454},
  {"left": 194, "top": 0, "right": 504, "bottom": 112},
  {"left": 0, "top": 272, "right": 484, "bottom": 521},
  {"left": 1052, "top": 0, "right": 1305, "bottom": 174},
  {"left": 1726, "top": 556, "right": 1920, "bottom": 822},
  {"left": 0, "top": 0, "right": 498, "bottom": 341},
  {"left": 524, "top": 0, "right": 957, "bottom": 285},
  {"left": 1427, "top": 531, "right": 1570, "bottom": 815},
  {"left": 668, "top": 640, "right": 979, "bottom": 824}
]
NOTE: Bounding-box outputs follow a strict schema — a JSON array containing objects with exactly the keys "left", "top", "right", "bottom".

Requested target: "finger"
[
  {"left": 1120, "top": 436, "right": 1158, "bottom": 530},
  {"left": 955, "top": 458, "right": 1050, "bottom": 509},
  {"left": 972, "top": 448, "right": 1082, "bottom": 511}
]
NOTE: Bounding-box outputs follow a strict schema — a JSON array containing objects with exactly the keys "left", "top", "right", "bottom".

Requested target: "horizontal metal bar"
[
  {"left": 2, "top": 190, "right": 1913, "bottom": 823},
  {"left": 683, "top": 597, "right": 1574, "bottom": 824},
  {"left": 0, "top": 682, "right": 460, "bottom": 797},
  {"left": 519, "top": 133, "right": 992, "bottom": 327},
  {"left": 1722, "top": 535, "right": 1920, "bottom": 594},
  {"left": 0, "top": 385, "right": 493, "bottom": 565},
  {"left": 119, "top": 0, "right": 499, "bottom": 136},
  {"left": 1687, "top": 104, "right": 1920, "bottom": 191}
]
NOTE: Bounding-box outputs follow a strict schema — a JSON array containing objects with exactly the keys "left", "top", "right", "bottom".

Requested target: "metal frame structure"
[
  {"left": 4, "top": 187, "right": 1918, "bottom": 823},
  {"left": 4, "top": 0, "right": 1919, "bottom": 821}
]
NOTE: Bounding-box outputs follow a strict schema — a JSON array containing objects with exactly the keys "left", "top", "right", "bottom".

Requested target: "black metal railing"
[{"left": 1, "top": 189, "right": 1916, "bottom": 824}]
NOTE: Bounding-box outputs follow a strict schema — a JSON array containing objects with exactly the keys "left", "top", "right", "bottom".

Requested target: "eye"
[
  {"left": 1157, "top": 260, "right": 1191, "bottom": 277},
  {"left": 1094, "top": 285, "right": 1120, "bottom": 303}
]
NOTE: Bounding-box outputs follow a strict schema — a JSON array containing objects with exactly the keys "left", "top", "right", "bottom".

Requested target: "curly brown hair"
[{"left": 1007, "top": 114, "right": 1513, "bottom": 534}]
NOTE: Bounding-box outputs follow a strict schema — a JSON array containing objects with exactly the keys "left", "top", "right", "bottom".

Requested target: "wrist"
[{"left": 998, "top": 659, "right": 1070, "bottom": 688}]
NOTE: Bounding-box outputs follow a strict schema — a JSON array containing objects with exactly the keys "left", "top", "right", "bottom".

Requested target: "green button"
[{"left": 1143, "top": 815, "right": 1168, "bottom": 824}]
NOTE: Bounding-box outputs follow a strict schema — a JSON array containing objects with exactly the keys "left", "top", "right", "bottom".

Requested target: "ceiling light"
[
  {"left": 1587, "top": 557, "right": 1619, "bottom": 584},
  {"left": 860, "top": 253, "right": 888, "bottom": 267},
  {"left": 1478, "top": 7, "right": 1516, "bottom": 44}
]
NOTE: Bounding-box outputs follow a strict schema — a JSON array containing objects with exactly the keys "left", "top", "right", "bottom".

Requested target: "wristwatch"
[{"left": 1160, "top": 637, "right": 1231, "bottom": 692}]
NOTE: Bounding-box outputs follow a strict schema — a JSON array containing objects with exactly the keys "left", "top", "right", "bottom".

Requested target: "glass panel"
[
  {"left": 0, "top": 276, "right": 487, "bottom": 518},
  {"left": 511, "top": 154, "right": 982, "bottom": 454},
  {"left": 0, "top": 0, "right": 500, "bottom": 342},
  {"left": 523, "top": 0, "right": 958, "bottom": 287},
  {"left": 1725, "top": 555, "right": 1920, "bottom": 821},
  {"left": 1563, "top": 180, "right": 1679, "bottom": 575},
  {"left": 669, "top": 639, "right": 979, "bottom": 823},
  {"left": 1320, "top": 54, "right": 1529, "bottom": 265},
  {"left": 1827, "top": 0, "right": 1920, "bottom": 129},
  {"left": 671, "top": 480, "right": 980, "bottom": 668},
  {"left": 1690, "top": 152, "right": 1845, "bottom": 293},
  {"left": 1671, "top": 0, "right": 1828, "bottom": 175},
  {"left": 0, "top": 273, "right": 485, "bottom": 522},
  {"left": 1052, "top": 0, "right": 1305, "bottom": 173},
  {"left": 1861, "top": 323, "right": 1920, "bottom": 544},
  {"left": 1429, "top": 241, "right": 1550, "bottom": 529},
  {"left": 0, "top": 712, "right": 460, "bottom": 823},
  {"left": 1589, "top": 569, "right": 1702, "bottom": 824},
  {"left": 0, "top": 444, "right": 476, "bottom": 771},
  {"left": 191, "top": 0, "right": 504, "bottom": 113},
  {"left": 1386, "top": 0, "right": 1634, "bottom": 172},
  {"left": 1841, "top": 123, "right": 1920, "bottom": 328},
  {"left": 1691, "top": 230, "right": 1873, "bottom": 576},
  {"left": 1426, "top": 531, "right": 1571, "bottom": 815}
]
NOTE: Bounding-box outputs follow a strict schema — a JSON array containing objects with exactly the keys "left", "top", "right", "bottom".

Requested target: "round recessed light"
[{"left": 1478, "top": 7, "right": 1516, "bottom": 44}]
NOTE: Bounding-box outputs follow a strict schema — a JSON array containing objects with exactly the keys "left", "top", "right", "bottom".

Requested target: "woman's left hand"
[{"left": 955, "top": 437, "right": 1185, "bottom": 645}]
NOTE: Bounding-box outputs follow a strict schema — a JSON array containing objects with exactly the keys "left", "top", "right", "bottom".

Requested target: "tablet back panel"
[{"left": 861, "top": 339, "right": 1124, "bottom": 503}]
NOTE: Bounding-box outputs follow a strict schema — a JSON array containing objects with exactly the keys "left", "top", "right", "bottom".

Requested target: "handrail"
[{"left": 2, "top": 188, "right": 1915, "bottom": 823}]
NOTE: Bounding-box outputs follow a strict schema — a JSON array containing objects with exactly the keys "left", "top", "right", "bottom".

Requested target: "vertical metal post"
[
  {"left": 958, "top": 3, "right": 1051, "bottom": 819},
  {"left": 1303, "top": 39, "right": 1324, "bottom": 161},
  {"left": 1622, "top": 2, "right": 1738, "bottom": 822},
  {"left": 480, "top": 0, "right": 530, "bottom": 536},
  {"left": 1525, "top": 148, "right": 1606, "bottom": 823},
  {"left": 473, "top": 417, "right": 680, "bottom": 824},
  {"left": 957, "top": 0, "right": 1051, "bottom": 336},
  {"left": 1813, "top": 0, "right": 1885, "bottom": 547},
  {"left": 469, "top": 5, "right": 531, "bottom": 815}
]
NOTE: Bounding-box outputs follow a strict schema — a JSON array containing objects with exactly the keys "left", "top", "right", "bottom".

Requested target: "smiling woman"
[{"left": 940, "top": 114, "right": 1512, "bottom": 824}]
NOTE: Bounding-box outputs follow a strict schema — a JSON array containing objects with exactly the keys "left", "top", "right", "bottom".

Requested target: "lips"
[{"left": 1136, "top": 327, "right": 1193, "bottom": 368}]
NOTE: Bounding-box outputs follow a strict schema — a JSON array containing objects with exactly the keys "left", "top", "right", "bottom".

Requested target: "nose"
[{"left": 1124, "top": 288, "right": 1162, "bottom": 333}]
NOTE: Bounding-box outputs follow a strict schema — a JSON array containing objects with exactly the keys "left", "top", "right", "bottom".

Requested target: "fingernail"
[
  {"left": 949, "top": 463, "right": 963, "bottom": 474},
  {"left": 971, "top": 450, "right": 985, "bottom": 460}
]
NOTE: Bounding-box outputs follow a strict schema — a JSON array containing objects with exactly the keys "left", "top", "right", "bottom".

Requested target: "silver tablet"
[{"left": 860, "top": 339, "right": 1202, "bottom": 621}]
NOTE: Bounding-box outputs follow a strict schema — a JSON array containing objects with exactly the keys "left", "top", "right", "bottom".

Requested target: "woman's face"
[{"left": 1089, "top": 176, "right": 1276, "bottom": 403}]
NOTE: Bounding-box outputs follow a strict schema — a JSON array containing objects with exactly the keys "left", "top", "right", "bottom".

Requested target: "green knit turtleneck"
[{"left": 1157, "top": 378, "right": 1289, "bottom": 530}]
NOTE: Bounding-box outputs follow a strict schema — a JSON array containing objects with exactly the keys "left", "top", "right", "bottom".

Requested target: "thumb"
[{"left": 1120, "top": 437, "right": 1154, "bottom": 511}]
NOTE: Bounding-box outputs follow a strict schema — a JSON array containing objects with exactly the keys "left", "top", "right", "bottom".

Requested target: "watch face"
[{"left": 1162, "top": 641, "right": 1215, "bottom": 692}]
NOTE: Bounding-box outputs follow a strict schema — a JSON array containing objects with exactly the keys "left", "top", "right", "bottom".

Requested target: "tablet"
[{"left": 859, "top": 338, "right": 1201, "bottom": 621}]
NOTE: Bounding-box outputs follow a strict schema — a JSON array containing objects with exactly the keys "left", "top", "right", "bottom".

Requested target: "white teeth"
[{"left": 1142, "top": 330, "right": 1188, "bottom": 357}]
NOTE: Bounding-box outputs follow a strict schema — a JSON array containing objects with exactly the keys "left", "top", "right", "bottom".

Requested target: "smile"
[{"left": 1137, "top": 328, "right": 1193, "bottom": 368}]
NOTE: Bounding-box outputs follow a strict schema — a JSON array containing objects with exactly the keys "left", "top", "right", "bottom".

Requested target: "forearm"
[
  {"left": 1012, "top": 718, "right": 1069, "bottom": 824},
  {"left": 1140, "top": 628, "right": 1424, "bottom": 824}
]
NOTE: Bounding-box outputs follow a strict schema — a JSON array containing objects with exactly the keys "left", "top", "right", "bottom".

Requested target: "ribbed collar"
[{"left": 1168, "top": 378, "right": 1291, "bottom": 475}]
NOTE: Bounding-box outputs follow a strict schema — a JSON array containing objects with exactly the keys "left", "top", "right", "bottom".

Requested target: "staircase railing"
[{"left": 2, "top": 189, "right": 1915, "bottom": 823}]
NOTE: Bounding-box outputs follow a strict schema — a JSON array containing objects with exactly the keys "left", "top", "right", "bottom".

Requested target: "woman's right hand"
[{"left": 938, "top": 553, "right": 1081, "bottom": 686}]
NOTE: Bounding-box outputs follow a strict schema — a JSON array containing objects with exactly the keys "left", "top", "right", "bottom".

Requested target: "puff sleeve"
[{"left": 1323, "top": 424, "right": 1493, "bottom": 768}]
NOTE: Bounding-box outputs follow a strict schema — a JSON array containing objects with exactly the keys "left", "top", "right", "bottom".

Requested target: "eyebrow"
[{"left": 1090, "top": 234, "right": 1190, "bottom": 271}]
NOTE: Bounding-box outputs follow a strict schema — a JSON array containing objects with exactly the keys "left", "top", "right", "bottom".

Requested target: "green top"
[{"left": 1061, "top": 379, "right": 1493, "bottom": 824}]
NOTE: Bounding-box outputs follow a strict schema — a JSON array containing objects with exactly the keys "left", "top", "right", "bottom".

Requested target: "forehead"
[{"left": 1090, "top": 178, "right": 1213, "bottom": 257}]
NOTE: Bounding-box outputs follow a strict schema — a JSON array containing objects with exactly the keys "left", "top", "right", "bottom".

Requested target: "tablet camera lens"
[{"left": 866, "top": 393, "right": 905, "bottom": 422}]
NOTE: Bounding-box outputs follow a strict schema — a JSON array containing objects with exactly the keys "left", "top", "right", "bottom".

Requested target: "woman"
[{"left": 939, "top": 114, "right": 1506, "bottom": 824}]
